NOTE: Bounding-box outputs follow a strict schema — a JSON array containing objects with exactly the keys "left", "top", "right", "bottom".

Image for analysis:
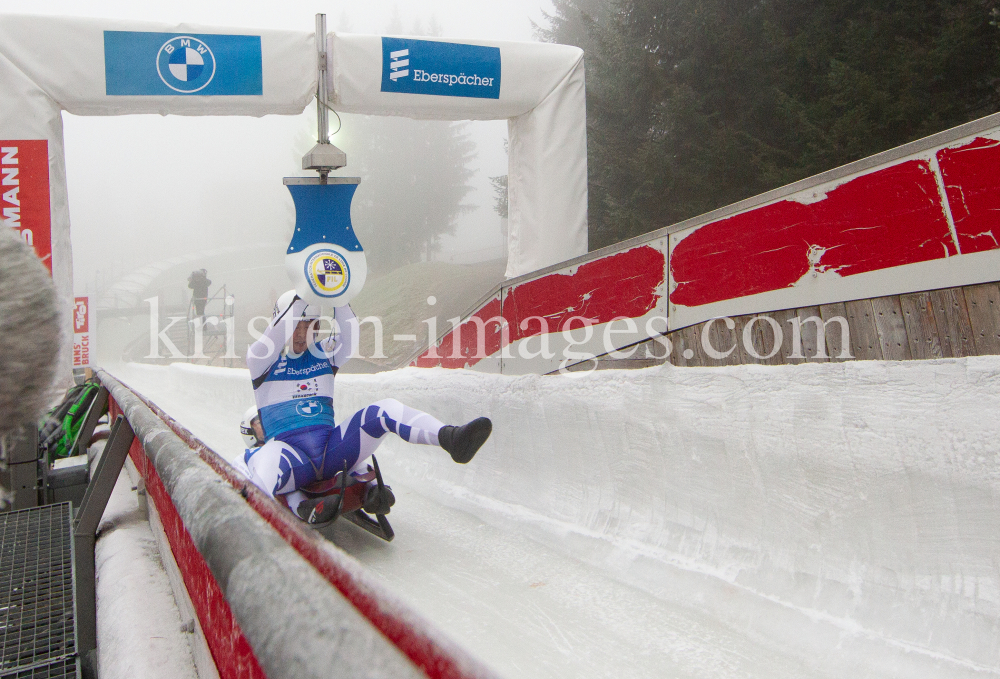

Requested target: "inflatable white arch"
[{"left": 0, "top": 13, "right": 587, "bottom": 375}]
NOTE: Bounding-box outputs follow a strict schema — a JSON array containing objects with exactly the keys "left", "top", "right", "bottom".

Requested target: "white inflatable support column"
[
  {"left": 98, "top": 369, "right": 498, "bottom": 679},
  {"left": 0, "top": 42, "right": 73, "bottom": 384},
  {"left": 328, "top": 33, "right": 588, "bottom": 277},
  {"left": 0, "top": 14, "right": 316, "bottom": 384}
]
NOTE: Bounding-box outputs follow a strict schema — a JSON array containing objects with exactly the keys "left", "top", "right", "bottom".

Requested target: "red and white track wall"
[
  {"left": 414, "top": 112, "right": 1000, "bottom": 374},
  {"left": 100, "top": 369, "right": 499, "bottom": 679}
]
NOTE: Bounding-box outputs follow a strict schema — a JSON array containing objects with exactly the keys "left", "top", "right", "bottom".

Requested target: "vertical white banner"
[{"left": 72, "top": 295, "right": 92, "bottom": 369}]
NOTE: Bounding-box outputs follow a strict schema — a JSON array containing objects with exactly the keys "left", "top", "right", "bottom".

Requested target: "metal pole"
[
  {"left": 75, "top": 414, "right": 136, "bottom": 676},
  {"left": 316, "top": 13, "right": 330, "bottom": 183}
]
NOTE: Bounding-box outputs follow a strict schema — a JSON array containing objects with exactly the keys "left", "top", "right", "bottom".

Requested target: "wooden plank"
[
  {"left": 667, "top": 324, "right": 704, "bottom": 366},
  {"left": 789, "top": 306, "right": 829, "bottom": 364},
  {"left": 625, "top": 336, "right": 668, "bottom": 364},
  {"left": 844, "top": 299, "right": 884, "bottom": 360},
  {"left": 870, "top": 295, "right": 911, "bottom": 361},
  {"left": 775, "top": 309, "right": 800, "bottom": 365},
  {"left": 819, "top": 302, "right": 851, "bottom": 361},
  {"left": 899, "top": 292, "right": 942, "bottom": 360},
  {"left": 963, "top": 282, "right": 1000, "bottom": 356},
  {"left": 736, "top": 314, "right": 762, "bottom": 365},
  {"left": 740, "top": 311, "right": 788, "bottom": 365},
  {"left": 733, "top": 315, "right": 761, "bottom": 365},
  {"left": 663, "top": 332, "right": 685, "bottom": 366},
  {"left": 707, "top": 316, "right": 742, "bottom": 365},
  {"left": 686, "top": 323, "right": 712, "bottom": 366},
  {"left": 928, "top": 288, "right": 975, "bottom": 358}
]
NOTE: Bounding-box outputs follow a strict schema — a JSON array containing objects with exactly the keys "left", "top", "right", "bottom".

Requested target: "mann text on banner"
[{"left": 1, "top": 141, "right": 52, "bottom": 274}]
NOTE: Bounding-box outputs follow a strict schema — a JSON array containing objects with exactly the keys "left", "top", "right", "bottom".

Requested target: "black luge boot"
[
  {"left": 296, "top": 495, "right": 341, "bottom": 526},
  {"left": 363, "top": 483, "right": 396, "bottom": 515},
  {"left": 439, "top": 417, "right": 492, "bottom": 464}
]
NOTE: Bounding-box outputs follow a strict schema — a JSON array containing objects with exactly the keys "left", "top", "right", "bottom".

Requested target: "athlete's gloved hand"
[{"left": 363, "top": 483, "right": 395, "bottom": 515}]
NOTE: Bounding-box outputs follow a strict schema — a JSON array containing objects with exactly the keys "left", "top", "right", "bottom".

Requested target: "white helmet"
[
  {"left": 272, "top": 289, "right": 320, "bottom": 324},
  {"left": 240, "top": 405, "right": 263, "bottom": 447}
]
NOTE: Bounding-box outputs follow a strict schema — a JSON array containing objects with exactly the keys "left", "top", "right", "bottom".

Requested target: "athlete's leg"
[
  {"left": 323, "top": 398, "right": 446, "bottom": 478},
  {"left": 246, "top": 438, "right": 316, "bottom": 497}
]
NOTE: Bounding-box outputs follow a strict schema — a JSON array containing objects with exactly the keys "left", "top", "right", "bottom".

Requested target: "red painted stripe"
[
  {"left": 118, "top": 386, "right": 487, "bottom": 679},
  {"left": 414, "top": 296, "right": 504, "bottom": 369},
  {"left": 503, "top": 245, "right": 665, "bottom": 343},
  {"left": 109, "top": 398, "right": 266, "bottom": 679},
  {"left": 414, "top": 245, "right": 666, "bottom": 367},
  {"left": 670, "top": 160, "right": 956, "bottom": 308},
  {"left": 936, "top": 137, "right": 1000, "bottom": 254}
]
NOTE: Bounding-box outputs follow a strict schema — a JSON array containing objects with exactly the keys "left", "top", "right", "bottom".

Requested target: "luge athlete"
[{"left": 245, "top": 290, "right": 492, "bottom": 524}]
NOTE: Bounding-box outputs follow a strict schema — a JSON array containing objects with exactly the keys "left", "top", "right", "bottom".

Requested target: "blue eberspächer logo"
[
  {"left": 104, "top": 31, "right": 263, "bottom": 96},
  {"left": 380, "top": 37, "right": 501, "bottom": 100}
]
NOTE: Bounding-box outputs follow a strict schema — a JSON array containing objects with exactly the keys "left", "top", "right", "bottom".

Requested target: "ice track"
[{"left": 112, "top": 360, "right": 1000, "bottom": 679}]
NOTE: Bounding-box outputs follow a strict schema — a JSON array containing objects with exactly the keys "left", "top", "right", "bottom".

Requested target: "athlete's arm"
[
  {"left": 318, "top": 304, "right": 358, "bottom": 369},
  {"left": 246, "top": 297, "right": 307, "bottom": 379}
]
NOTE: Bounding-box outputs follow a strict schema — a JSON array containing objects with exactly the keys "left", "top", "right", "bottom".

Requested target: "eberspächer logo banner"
[
  {"left": 380, "top": 37, "right": 501, "bottom": 100},
  {"left": 104, "top": 31, "right": 263, "bottom": 96}
]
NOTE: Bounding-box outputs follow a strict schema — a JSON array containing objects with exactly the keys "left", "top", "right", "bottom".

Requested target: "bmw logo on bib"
[
  {"left": 283, "top": 177, "right": 367, "bottom": 306},
  {"left": 296, "top": 400, "right": 322, "bottom": 417},
  {"left": 157, "top": 36, "right": 216, "bottom": 93}
]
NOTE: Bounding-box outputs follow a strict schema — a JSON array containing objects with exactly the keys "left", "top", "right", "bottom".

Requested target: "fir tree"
[{"left": 541, "top": 0, "right": 1000, "bottom": 249}]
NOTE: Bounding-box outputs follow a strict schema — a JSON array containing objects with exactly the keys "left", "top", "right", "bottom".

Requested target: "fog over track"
[{"left": 112, "top": 359, "right": 1000, "bottom": 679}]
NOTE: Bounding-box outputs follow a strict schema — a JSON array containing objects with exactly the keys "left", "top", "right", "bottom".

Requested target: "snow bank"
[
  {"left": 112, "top": 358, "right": 1000, "bottom": 672},
  {"left": 93, "top": 442, "right": 199, "bottom": 679}
]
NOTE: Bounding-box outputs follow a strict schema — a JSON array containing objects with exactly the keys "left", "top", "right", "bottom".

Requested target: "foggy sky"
[{"left": 0, "top": 0, "right": 553, "bottom": 296}]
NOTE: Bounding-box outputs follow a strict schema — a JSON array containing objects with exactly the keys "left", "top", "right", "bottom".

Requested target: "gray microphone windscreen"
[{"left": 0, "top": 227, "right": 60, "bottom": 439}]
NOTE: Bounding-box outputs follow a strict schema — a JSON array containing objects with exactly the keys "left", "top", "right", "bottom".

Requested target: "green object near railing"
[{"left": 39, "top": 382, "right": 106, "bottom": 462}]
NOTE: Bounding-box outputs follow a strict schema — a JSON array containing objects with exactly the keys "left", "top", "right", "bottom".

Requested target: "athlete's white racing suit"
[{"left": 243, "top": 297, "right": 445, "bottom": 513}]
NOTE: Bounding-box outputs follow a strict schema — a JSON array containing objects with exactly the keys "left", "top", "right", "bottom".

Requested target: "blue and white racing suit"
[{"left": 244, "top": 299, "right": 445, "bottom": 507}]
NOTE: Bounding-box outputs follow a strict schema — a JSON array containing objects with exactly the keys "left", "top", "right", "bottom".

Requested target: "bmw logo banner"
[
  {"left": 283, "top": 177, "right": 368, "bottom": 307},
  {"left": 104, "top": 31, "right": 263, "bottom": 95}
]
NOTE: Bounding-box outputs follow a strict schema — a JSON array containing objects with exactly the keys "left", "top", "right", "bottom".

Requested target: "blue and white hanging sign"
[
  {"left": 104, "top": 31, "right": 263, "bottom": 95},
  {"left": 380, "top": 37, "right": 501, "bottom": 99},
  {"left": 283, "top": 177, "right": 367, "bottom": 307}
]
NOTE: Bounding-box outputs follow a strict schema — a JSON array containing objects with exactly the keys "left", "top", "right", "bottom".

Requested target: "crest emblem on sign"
[
  {"left": 305, "top": 250, "right": 350, "bottom": 298},
  {"left": 157, "top": 36, "right": 217, "bottom": 93}
]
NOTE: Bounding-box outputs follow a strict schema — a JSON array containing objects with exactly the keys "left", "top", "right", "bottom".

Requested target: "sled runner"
[{"left": 279, "top": 455, "right": 394, "bottom": 541}]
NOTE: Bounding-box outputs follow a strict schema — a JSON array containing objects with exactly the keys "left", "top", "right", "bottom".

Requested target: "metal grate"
[
  {"left": 0, "top": 657, "right": 79, "bottom": 678},
  {"left": 0, "top": 504, "right": 76, "bottom": 674}
]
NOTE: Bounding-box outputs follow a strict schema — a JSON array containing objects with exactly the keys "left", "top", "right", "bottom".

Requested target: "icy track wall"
[
  {"left": 0, "top": 13, "right": 587, "bottom": 380},
  {"left": 414, "top": 110, "right": 1000, "bottom": 375},
  {"left": 98, "top": 369, "right": 498, "bottom": 679},
  {"left": 114, "top": 360, "right": 1000, "bottom": 673}
]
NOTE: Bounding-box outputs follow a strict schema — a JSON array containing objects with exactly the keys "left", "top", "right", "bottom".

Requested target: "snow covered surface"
[
  {"left": 91, "top": 440, "right": 199, "bottom": 679},
  {"left": 109, "top": 358, "right": 1000, "bottom": 678}
]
